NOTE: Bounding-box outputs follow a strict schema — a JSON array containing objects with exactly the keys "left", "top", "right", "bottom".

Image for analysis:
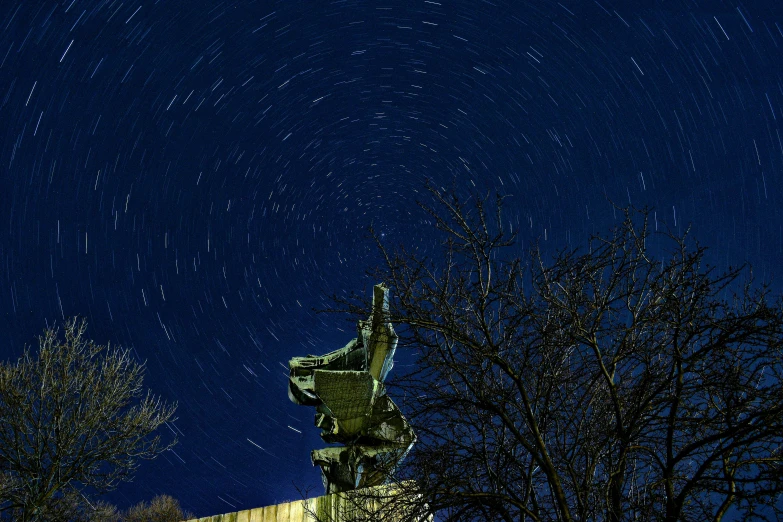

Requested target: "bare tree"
[
  {"left": 319, "top": 183, "right": 783, "bottom": 521},
  {"left": 30, "top": 490, "right": 119, "bottom": 522},
  {"left": 0, "top": 318, "right": 178, "bottom": 522},
  {"left": 121, "top": 494, "right": 193, "bottom": 522}
]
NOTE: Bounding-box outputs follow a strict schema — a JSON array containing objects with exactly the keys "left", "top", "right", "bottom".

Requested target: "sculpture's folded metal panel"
[{"left": 288, "top": 283, "right": 415, "bottom": 494}]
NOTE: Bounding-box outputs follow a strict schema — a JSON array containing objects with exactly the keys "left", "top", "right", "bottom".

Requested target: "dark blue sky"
[{"left": 1, "top": 0, "right": 782, "bottom": 518}]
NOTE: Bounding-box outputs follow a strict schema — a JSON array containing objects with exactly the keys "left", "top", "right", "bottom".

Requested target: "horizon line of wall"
[{"left": 183, "top": 482, "right": 431, "bottom": 522}]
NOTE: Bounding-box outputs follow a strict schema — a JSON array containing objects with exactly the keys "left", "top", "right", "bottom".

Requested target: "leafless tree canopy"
[
  {"left": 121, "top": 494, "right": 193, "bottom": 522},
  {"left": 0, "top": 318, "right": 178, "bottom": 521},
  {"left": 320, "top": 184, "right": 783, "bottom": 522}
]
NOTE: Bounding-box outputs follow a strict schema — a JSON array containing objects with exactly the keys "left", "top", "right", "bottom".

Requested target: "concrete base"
[{"left": 183, "top": 482, "right": 430, "bottom": 522}]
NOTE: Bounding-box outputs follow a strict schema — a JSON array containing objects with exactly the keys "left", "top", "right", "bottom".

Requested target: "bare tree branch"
[
  {"left": 315, "top": 183, "right": 783, "bottom": 522},
  {"left": 0, "top": 318, "right": 178, "bottom": 522}
]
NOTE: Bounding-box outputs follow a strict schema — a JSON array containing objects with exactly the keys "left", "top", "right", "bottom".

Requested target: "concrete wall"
[
  {"left": 184, "top": 482, "right": 429, "bottom": 522},
  {"left": 184, "top": 496, "right": 314, "bottom": 522}
]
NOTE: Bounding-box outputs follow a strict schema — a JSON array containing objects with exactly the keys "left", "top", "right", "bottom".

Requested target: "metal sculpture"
[{"left": 288, "top": 283, "right": 415, "bottom": 494}]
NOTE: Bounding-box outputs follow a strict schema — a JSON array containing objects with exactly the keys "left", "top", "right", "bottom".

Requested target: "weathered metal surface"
[{"left": 288, "top": 283, "right": 415, "bottom": 494}]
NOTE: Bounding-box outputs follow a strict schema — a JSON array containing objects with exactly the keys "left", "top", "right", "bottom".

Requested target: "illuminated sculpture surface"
[{"left": 288, "top": 283, "right": 415, "bottom": 493}]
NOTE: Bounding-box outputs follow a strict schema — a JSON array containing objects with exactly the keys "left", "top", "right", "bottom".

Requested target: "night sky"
[{"left": 2, "top": 0, "right": 783, "bottom": 518}]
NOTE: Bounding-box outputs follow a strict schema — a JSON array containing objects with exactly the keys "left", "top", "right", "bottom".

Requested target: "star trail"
[{"left": 1, "top": 0, "right": 782, "bottom": 517}]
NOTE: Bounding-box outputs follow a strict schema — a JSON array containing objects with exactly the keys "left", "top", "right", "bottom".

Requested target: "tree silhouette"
[
  {"left": 318, "top": 183, "right": 783, "bottom": 521},
  {"left": 0, "top": 318, "right": 178, "bottom": 522}
]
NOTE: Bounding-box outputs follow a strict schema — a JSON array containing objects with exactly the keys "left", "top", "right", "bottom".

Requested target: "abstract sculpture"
[{"left": 288, "top": 283, "right": 415, "bottom": 494}]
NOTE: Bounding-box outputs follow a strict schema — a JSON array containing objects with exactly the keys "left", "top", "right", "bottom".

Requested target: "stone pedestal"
[{"left": 183, "top": 482, "right": 430, "bottom": 522}]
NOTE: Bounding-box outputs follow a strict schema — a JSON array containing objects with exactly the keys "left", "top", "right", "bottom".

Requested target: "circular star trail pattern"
[{"left": 1, "top": 0, "right": 782, "bottom": 517}]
